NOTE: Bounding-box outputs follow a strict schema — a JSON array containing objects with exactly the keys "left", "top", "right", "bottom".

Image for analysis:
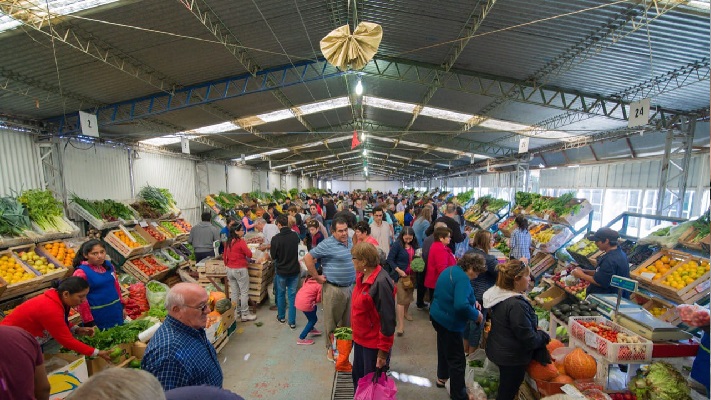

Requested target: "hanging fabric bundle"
[{"left": 320, "top": 21, "right": 383, "bottom": 70}]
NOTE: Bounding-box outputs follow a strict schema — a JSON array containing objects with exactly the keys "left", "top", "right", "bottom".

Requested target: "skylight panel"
[
  {"left": 363, "top": 96, "right": 417, "bottom": 114},
  {"left": 419, "top": 106, "right": 473, "bottom": 123},
  {"left": 298, "top": 97, "right": 350, "bottom": 115},
  {"left": 189, "top": 122, "right": 240, "bottom": 134},
  {"left": 0, "top": 0, "right": 119, "bottom": 34},
  {"left": 257, "top": 109, "right": 294, "bottom": 123},
  {"left": 140, "top": 135, "right": 195, "bottom": 146}
]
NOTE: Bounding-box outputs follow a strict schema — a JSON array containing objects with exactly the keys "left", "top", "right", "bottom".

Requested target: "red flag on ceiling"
[{"left": 351, "top": 130, "right": 361, "bottom": 149}]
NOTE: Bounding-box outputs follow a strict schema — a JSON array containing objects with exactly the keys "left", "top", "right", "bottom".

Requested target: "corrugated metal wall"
[
  {"left": 287, "top": 174, "right": 298, "bottom": 190},
  {"left": 227, "top": 166, "right": 253, "bottom": 193},
  {"left": 62, "top": 142, "right": 132, "bottom": 200},
  {"left": 540, "top": 155, "right": 708, "bottom": 190},
  {"left": 0, "top": 129, "right": 42, "bottom": 196},
  {"left": 207, "top": 163, "right": 226, "bottom": 194},
  {"left": 133, "top": 152, "right": 199, "bottom": 224}
]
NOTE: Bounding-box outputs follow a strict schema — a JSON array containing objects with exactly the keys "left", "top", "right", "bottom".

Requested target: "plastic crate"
[{"left": 569, "top": 316, "right": 653, "bottom": 363}]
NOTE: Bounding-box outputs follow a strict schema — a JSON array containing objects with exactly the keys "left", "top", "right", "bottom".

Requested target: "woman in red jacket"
[
  {"left": 350, "top": 242, "right": 396, "bottom": 391},
  {"left": 223, "top": 224, "right": 256, "bottom": 322},
  {"left": 0, "top": 277, "right": 112, "bottom": 361},
  {"left": 425, "top": 227, "right": 456, "bottom": 293}
]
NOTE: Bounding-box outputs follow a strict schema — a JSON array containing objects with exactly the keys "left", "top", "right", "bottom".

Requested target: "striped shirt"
[
  {"left": 510, "top": 228, "right": 531, "bottom": 259},
  {"left": 309, "top": 236, "right": 356, "bottom": 286}
]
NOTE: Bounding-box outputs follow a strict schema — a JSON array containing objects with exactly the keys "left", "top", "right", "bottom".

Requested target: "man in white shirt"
[
  {"left": 254, "top": 217, "right": 279, "bottom": 309},
  {"left": 395, "top": 198, "right": 407, "bottom": 213},
  {"left": 369, "top": 206, "right": 393, "bottom": 255}
]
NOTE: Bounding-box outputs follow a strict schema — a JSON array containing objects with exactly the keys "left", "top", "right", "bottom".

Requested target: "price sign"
[
  {"left": 139, "top": 221, "right": 148, "bottom": 228},
  {"left": 610, "top": 275, "right": 637, "bottom": 292},
  {"left": 627, "top": 98, "right": 651, "bottom": 128},
  {"left": 150, "top": 221, "right": 159, "bottom": 227}
]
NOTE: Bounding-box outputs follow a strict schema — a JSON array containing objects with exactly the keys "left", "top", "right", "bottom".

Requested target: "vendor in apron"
[
  {"left": 72, "top": 239, "right": 124, "bottom": 330},
  {"left": 571, "top": 228, "right": 630, "bottom": 297}
]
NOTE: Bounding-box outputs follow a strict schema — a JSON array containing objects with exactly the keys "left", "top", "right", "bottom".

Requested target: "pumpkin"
[
  {"left": 564, "top": 348, "right": 597, "bottom": 379},
  {"left": 551, "top": 375, "right": 575, "bottom": 385},
  {"left": 547, "top": 339, "right": 565, "bottom": 354},
  {"left": 215, "top": 298, "right": 232, "bottom": 314},
  {"left": 527, "top": 360, "right": 559, "bottom": 381},
  {"left": 208, "top": 291, "right": 226, "bottom": 310},
  {"left": 555, "top": 362, "right": 567, "bottom": 375}
]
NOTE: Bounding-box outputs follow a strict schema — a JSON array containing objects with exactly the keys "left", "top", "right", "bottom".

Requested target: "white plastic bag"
[{"left": 146, "top": 280, "right": 170, "bottom": 308}]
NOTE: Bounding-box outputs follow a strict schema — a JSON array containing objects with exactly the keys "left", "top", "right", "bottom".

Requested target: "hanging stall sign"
[
  {"left": 181, "top": 137, "right": 190, "bottom": 154},
  {"left": 79, "top": 111, "right": 99, "bottom": 138},
  {"left": 627, "top": 98, "right": 651, "bottom": 128},
  {"left": 518, "top": 137, "right": 530, "bottom": 154}
]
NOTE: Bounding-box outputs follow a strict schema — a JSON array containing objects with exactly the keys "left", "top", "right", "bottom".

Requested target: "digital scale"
[{"left": 588, "top": 276, "right": 691, "bottom": 342}]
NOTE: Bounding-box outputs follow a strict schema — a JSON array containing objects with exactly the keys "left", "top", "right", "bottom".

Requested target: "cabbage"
[{"left": 628, "top": 361, "right": 692, "bottom": 400}]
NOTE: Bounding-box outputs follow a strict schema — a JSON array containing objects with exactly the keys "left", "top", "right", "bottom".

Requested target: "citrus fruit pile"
[
  {"left": 0, "top": 254, "right": 37, "bottom": 285},
  {"left": 661, "top": 259, "right": 709, "bottom": 290}
]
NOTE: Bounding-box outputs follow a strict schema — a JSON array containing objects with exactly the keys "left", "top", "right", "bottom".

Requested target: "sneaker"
[
  {"left": 269, "top": 305, "right": 277, "bottom": 311},
  {"left": 241, "top": 313, "right": 257, "bottom": 322},
  {"left": 309, "top": 329, "right": 323, "bottom": 337},
  {"left": 297, "top": 338, "right": 315, "bottom": 345},
  {"left": 276, "top": 316, "right": 286, "bottom": 324},
  {"left": 289, "top": 324, "right": 296, "bottom": 330},
  {"left": 326, "top": 348, "right": 335, "bottom": 362}
]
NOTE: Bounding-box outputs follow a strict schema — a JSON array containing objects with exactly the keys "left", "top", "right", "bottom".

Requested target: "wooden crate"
[
  {"left": 8, "top": 244, "right": 68, "bottom": 285},
  {"left": 205, "top": 259, "right": 226, "bottom": 275},
  {"left": 678, "top": 226, "right": 708, "bottom": 251},
  {"left": 248, "top": 288, "right": 268, "bottom": 303},
  {"left": 247, "top": 261, "right": 273, "bottom": 277},
  {"left": 0, "top": 250, "right": 45, "bottom": 300},
  {"left": 650, "top": 254, "right": 710, "bottom": 304},
  {"left": 36, "top": 240, "right": 78, "bottom": 269},
  {"left": 530, "top": 252, "right": 556, "bottom": 278},
  {"left": 630, "top": 249, "right": 691, "bottom": 285},
  {"left": 535, "top": 285, "right": 566, "bottom": 310},
  {"left": 31, "top": 216, "right": 80, "bottom": 242},
  {"left": 104, "top": 229, "right": 153, "bottom": 259},
  {"left": 641, "top": 297, "right": 681, "bottom": 325},
  {"left": 121, "top": 255, "right": 171, "bottom": 283},
  {"left": 68, "top": 202, "right": 122, "bottom": 230},
  {"left": 554, "top": 199, "right": 593, "bottom": 226}
]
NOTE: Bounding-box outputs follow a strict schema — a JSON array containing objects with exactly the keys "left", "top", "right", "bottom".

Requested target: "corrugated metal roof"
[{"left": 0, "top": 0, "right": 707, "bottom": 180}]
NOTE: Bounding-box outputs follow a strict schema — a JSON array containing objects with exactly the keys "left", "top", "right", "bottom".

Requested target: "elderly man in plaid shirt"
[{"left": 142, "top": 283, "right": 223, "bottom": 390}]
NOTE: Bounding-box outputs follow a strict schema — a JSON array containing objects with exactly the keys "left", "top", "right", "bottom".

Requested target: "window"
[
  {"left": 603, "top": 190, "right": 643, "bottom": 236},
  {"left": 576, "top": 189, "right": 603, "bottom": 230}
]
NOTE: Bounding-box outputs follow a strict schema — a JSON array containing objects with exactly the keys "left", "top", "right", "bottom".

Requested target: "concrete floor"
[{"left": 220, "top": 301, "right": 451, "bottom": 400}]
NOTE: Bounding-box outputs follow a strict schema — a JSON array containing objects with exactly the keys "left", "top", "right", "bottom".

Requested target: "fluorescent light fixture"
[
  {"left": 361, "top": 132, "right": 366, "bottom": 141},
  {"left": 140, "top": 135, "right": 196, "bottom": 146},
  {"left": 538, "top": 163, "right": 545, "bottom": 168},
  {"left": 363, "top": 96, "right": 417, "bottom": 114},
  {"left": 687, "top": 0, "right": 710, "bottom": 10},
  {"left": 567, "top": 164, "right": 580, "bottom": 168},
  {"left": 298, "top": 97, "right": 350, "bottom": 115},
  {"left": 256, "top": 109, "right": 294, "bottom": 123},
  {"left": 363, "top": 149, "right": 367, "bottom": 155},
  {"left": 355, "top": 80, "right": 363, "bottom": 96},
  {"left": 419, "top": 106, "right": 473, "bottom": 123},
  {"left": 189, "top": 121, "right": 240, "bottom": 134},
  {"left": 0, "top": 0, "right": 120, "bottom": 34}
]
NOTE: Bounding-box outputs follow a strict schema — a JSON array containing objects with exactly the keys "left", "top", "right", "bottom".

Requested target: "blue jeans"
[
  {"left": 325, "top": 219, "right": 333, "bottom": 235},
  {"left": 299, "top": 310, "right": 318, "bottom": 339},
  {"left": 276, "top": 274, "right": 299, "bottom": 325}
]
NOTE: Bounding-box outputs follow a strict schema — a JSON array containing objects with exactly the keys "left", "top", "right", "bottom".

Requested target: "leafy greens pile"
[
  {"left": 70, "top": 194, "right": 135, "bottom": 221},
  {"left": 628, "top": 361, "right": 691, "bottom": 400},
  {"left": 17, "top": 189, "right": 74, "bottom": 233},
  {"left": 77, "top": 318, "right": 156, "bottom": 349},
  {"left": 0, "top": 196, "right": 33, "bottom": 237}
]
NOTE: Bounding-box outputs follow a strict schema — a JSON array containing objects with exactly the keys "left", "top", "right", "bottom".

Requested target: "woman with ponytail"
[
  {"left": 1, "top": 277, "right": 112, "bottom": 361},
  {"left": 72, "top": 239, "right": 125, "bottom": 330}
]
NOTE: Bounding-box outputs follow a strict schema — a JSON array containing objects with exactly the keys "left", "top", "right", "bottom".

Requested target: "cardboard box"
[
  {"left": 86, "top": 343, "right": 132, "bottom": 376},
  {"left": 205, "top": 316, "right": 222, "bottom": 343},
  {"left": 45, "top": 353, "right": 89, "bottom": 400},
  {"left": 131, "top": 341, "right": 147, "bottom": 360},
  {"left": 216, "top": 306, "right": 236, "bottom": 338},
  {"left": 535, "top": 285, "right": 566, "bottom": 310},
  {"left": 227, "top": 320, "right": 238, "bottom": 337}
]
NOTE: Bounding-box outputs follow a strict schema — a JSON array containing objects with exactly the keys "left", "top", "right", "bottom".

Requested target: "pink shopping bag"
[{"left": 354, "top": 369, "right": 397, "bottom": 400}]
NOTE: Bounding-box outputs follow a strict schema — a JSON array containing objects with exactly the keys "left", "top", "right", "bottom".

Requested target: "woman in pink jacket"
[
  {"left": 425, "top": 227, "right": 456, "bottom": 293},
  {"left": 294, "top": 276, "right": 323, "bottom": 345},
  {"left": 223, "top": 224, "right": 256, "bottom": 322}
]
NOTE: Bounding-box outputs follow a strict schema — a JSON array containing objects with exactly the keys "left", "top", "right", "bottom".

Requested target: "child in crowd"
[{"left": 294, "top": 276, "right": 322, "bottom": 345}]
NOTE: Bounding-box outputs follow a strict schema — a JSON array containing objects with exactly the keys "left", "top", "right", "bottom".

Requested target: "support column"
[
  {"left": 280, "top": 173, "right": 287, "bottom": 191},
  {"left": 515, "top": 159, "right": 530, "bottom": 194},
  {"left": 252, "top": 169, "right": 261, "bottom": 192},
  {"left": 655, "top": 117, "right": 695, "bottom": 217},
  {"left": 37, "top": 142, "right": 66, "bottom": 206},
  {"left": 196, "top": 162, "right": 210, "bottom": 202}
]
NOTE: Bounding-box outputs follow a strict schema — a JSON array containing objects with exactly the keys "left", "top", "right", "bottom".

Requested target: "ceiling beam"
[{"left": 382, "top": 0, "right": 498, "bottom": 163}]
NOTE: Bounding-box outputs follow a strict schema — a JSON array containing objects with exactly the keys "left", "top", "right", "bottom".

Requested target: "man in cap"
[{"left": 572, "top": 228, "right": 630, "bottom": 296}]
